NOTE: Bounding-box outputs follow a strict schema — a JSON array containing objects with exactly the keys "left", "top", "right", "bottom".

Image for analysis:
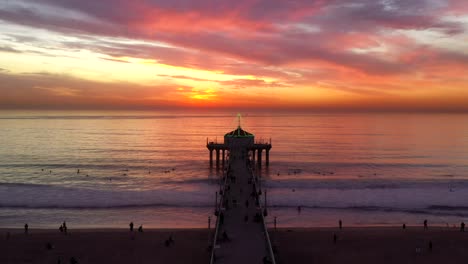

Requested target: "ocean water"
[{"left": 0, "top": 111, "right": 468, "bottom": 228}]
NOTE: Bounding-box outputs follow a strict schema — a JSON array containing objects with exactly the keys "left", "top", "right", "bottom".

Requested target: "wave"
[
  {"left": 0, "top": 183, "right": 213, "bottom": 209},
  {"left": 2, "top": 179, "right": 468, "bottom": 218},
  {"left": 427, "top": 205, "right": 468, "bottom": 211},
  {"left": 0, "top": 203, "right": 210, "bottom": 210},
  {"left": 264, "top": 178, "right": 468, "bottom": 190},
  {"left": 271, "top": 205, "right": 468, "bottom": 217}
]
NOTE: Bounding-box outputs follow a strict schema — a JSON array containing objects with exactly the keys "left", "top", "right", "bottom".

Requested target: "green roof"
[{"left": 225, "top": 126, "right": 254, "bottom": 138}]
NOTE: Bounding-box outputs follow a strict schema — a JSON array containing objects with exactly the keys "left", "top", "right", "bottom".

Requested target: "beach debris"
[
  {"left": 165, "top": 235, "right": 175, "bottom": 247},
  {"left": 263, "top": 256, "right": 273, "bottom": 264},
  {"left": 70, "top": 256, "right": 78, "bottom": 264},
  {"left": 222, "top": 230, "right": 230, "bottom": 242},
  {"left": 46, "top": 242, "right": 54, "bottom": 250}
]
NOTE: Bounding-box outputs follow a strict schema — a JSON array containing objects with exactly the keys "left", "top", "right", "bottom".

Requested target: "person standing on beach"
[
  {"left": 424, "top": 220, "right": 428, "bottom": 230},
  {"left": 339, "top": 220, "right": 342, "bottom": 230},
  {"left": 63, "top": 221, "right": 67, "bottom": 234},
  {"left": 461, "top": 222, "right": 465, "bottom": 232},
  {"left": 129, "top": 222, "right": 134, "bottom": 232},
  {"left": 24, "top": 223, "right": 28, "bottom": 235}
]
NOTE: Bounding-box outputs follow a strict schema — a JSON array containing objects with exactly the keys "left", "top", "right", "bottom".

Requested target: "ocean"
[{"left": 1, "top": 111, "right": 468, "bottom": 228}]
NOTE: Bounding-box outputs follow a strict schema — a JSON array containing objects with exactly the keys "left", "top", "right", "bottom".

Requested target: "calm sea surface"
[{"left": 1, "top": 111, "right": 468, "bottom": 228}]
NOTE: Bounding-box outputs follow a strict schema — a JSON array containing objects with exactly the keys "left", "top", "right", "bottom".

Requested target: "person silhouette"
[
  {"left": 24, "top": 223, "right": 29, "bottom": 235},
  {"left": 339, "top": 219, "right": 342, "bottom": 230},
  {"left": 138, "top": 225, "right": 143, "bottom": 232},
  {"left": 424, "top": 220, "right": 428, "bottom": 230},
  {"left": 461, "top": 222, "right": 465, "bottom": 232},
  {"left": 129, "top": 222, "right": 134, "bottom": 232}
]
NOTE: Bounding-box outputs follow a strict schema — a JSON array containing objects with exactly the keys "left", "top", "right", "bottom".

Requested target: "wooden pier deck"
[{"left": 210, "top": 148, "right": 275, "bottom": 264}]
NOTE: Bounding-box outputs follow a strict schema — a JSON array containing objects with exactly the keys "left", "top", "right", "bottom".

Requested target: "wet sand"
[
  {"left": 273, "top": 226, "right": 468, "bottom": 264},
  {"left": 2, "top": 226, "right": 468, "bottom": 263},
  {"left": 1, "top": 228, "right": 210, "bottom": 264}
]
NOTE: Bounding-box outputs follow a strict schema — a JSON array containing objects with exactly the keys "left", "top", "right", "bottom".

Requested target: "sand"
[
  {"left": 273, "top": 226, "right": 468, "bottom": 264},
  {"left": 2, "top": 226, "right": 467, "bottom": 263},
  {"left": 1, "top": 228, "right": 210, "bottom": 264}
]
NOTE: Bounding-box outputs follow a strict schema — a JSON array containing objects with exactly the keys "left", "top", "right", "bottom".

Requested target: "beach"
[
  {"left": 2, "top": 226, "right": 467, "bottom": 263},
  {"left": 1, "top": 228, "right": 210, "bottom": 264},
  {"left": 274, "top": 226, "right": 468, "bottom": 264}
]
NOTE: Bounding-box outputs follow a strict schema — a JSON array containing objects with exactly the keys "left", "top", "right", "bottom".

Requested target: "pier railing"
[
  {"left": 249, "top": 166, "right": 277, "bottom": 264},
  {"left": 209, "top": 157, "right": 229, "bottom": 264}
]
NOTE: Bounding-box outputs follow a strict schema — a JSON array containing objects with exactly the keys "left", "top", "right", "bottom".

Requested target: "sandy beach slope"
[
  {"left": 273, "top": 226, "right": 468, "bottom": 264},
  {"left": 1, "top": 228, "right": 210, "bottom": 264},
  {"left": 2, "top": 226, "right": 467, "bottom": 263}
]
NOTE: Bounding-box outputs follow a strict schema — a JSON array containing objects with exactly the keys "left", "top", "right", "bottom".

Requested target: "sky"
[{"left": 0, "top": 0, "right": 468, "bottom": 111}]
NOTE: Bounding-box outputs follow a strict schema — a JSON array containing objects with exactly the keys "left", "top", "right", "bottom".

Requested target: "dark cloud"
[
  {"left": 1, "top": 0, "right": 466, "bottom": 77},
  {"left": 0, "top": 72, "right": 183, "bottom": 110},
  {"left": 0, "top": 45, "right": 21, "bottom": 53},
  {"left": 158, "top": 74, "right": 290, "bottom": 89}
]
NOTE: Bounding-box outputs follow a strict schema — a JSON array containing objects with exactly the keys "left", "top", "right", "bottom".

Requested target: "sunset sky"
[{"left": 1, "top": 0, "right": 468, "bottom": 111}]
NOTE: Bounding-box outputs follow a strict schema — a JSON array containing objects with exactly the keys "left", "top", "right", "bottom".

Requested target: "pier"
[
  {"left": 208, "top": 120, "right": 275, "bottom": 264},
  {"left": 207, "top": 128, "right": 272, "bottom": 169}
]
